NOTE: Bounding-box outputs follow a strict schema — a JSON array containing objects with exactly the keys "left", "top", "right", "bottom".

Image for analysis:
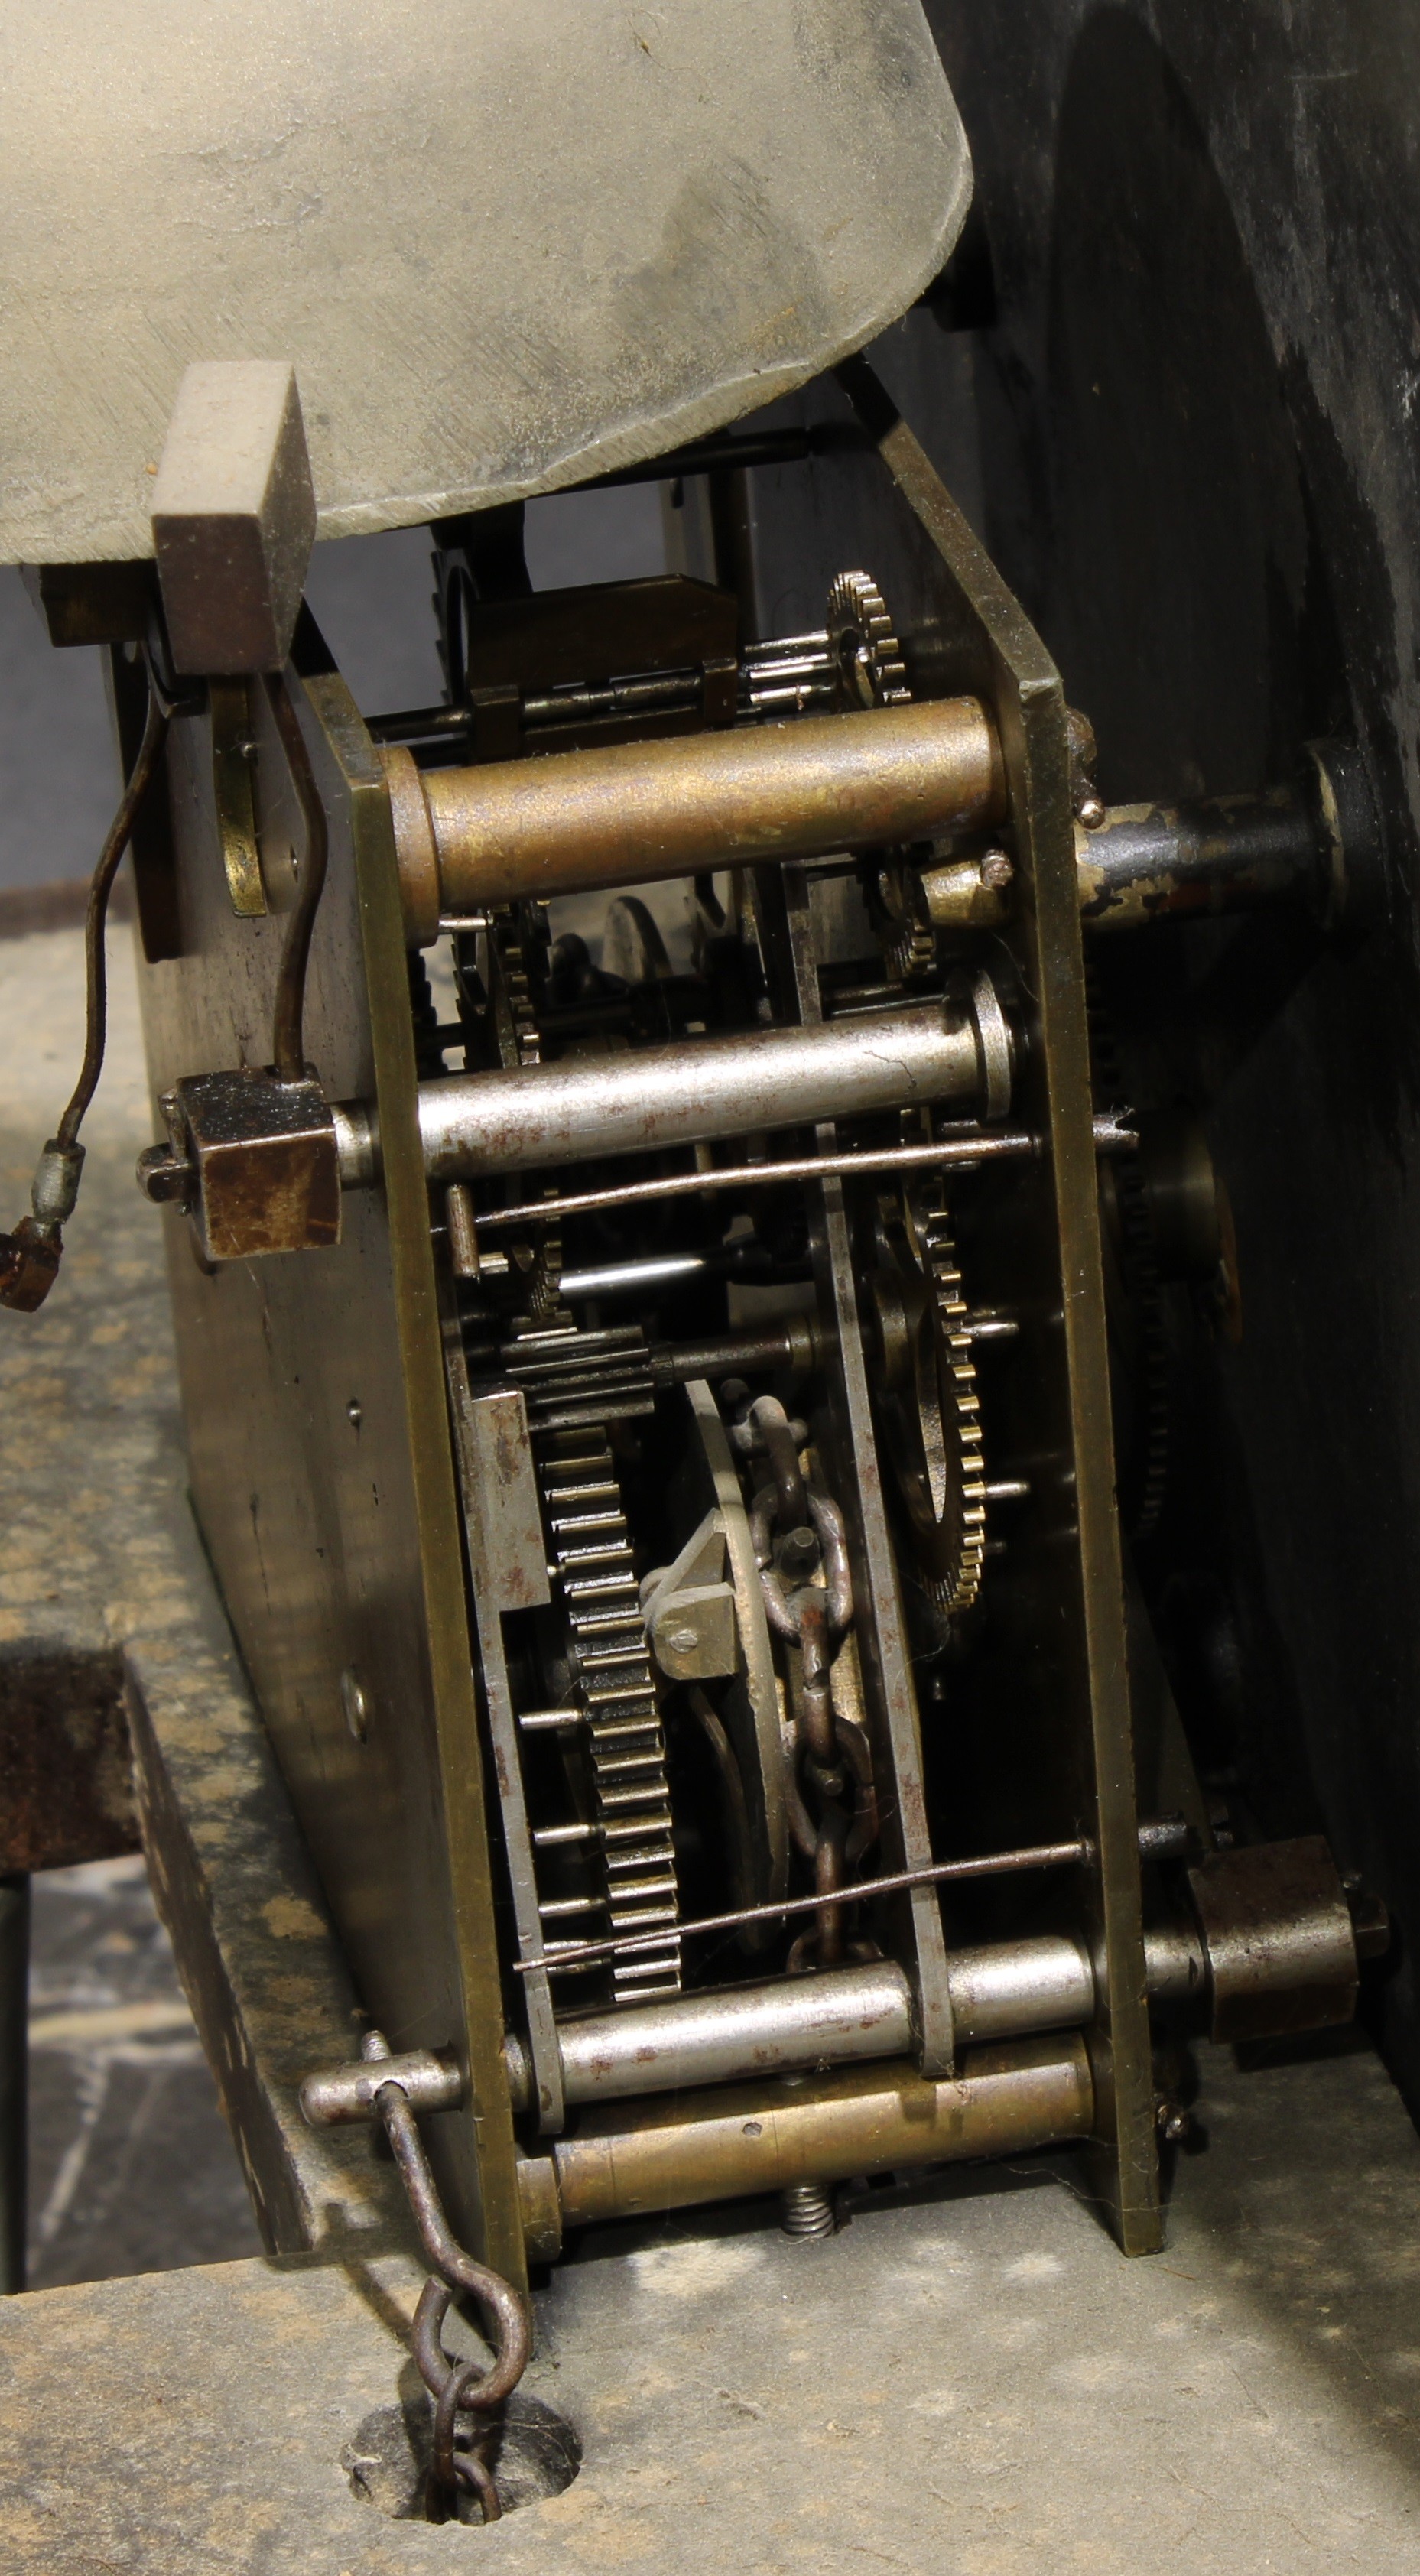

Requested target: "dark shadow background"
[
  {"left": 0, "top": 486, "right": 666, "bottom": 893},
  {"left": 923, "top": 0, "right": 1420, "bottom": 2122}
]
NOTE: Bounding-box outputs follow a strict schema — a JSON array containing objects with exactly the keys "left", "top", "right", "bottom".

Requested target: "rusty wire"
[
  {"left": 264, "top": 670, "right": 330, "bottom": 1084},
  {"left": 56, "top": 658, "right": 171, "bottom": 1152}
]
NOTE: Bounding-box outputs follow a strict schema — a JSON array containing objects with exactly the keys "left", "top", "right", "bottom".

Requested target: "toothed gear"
[
  {"left": 495, "top": 906, "right": 548, "bottom": 1066},
  {"left": 828, "top": 583, "right": 930, "bottom": 978},
  {"left": 535, "top": 1431, "right": 682, "bottom": 2004},
  {"left": 916, "top": 1198, "right": 988, "bottom": 1617},
  {"left": 488, "top": 907, "right": 564, "bottom": 1320},
  {"left": 868, "top": 1184, "right": 987, "bottom": 1623},
  {"left": 882, "top": 916, "right": 938, "bottom": 982},
  {"left": 872, "top": 862, "right": 937, "bottom": 983},
  {"left": 827, "top": 570, "right": 911, "bottom": 711}
]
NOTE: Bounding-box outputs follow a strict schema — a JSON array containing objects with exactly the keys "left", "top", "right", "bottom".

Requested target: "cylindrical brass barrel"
[
  {"left": 515, "top": 2035, "right": 1093, "bottom": 2250},
  {"left": 385, "top": 697, "right": 1006, "bottom": 944}
]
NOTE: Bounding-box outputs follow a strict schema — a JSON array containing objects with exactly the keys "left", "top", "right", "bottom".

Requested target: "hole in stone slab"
[{"left": 344, "top": 2381, "right": 581, "bottom": 2522}]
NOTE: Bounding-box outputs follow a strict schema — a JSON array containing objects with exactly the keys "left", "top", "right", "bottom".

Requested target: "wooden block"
[{"left": 151, "top": 360, "right": 316, "bottom": 675}]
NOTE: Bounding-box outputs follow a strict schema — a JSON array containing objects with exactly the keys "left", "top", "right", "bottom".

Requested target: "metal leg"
[{"left": 0, "top": 1871, "right": 30, "bottom": 2293}]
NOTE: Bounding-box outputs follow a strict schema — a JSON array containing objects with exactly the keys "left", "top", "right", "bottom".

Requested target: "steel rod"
[
  {"left": 523, "top": 2035, "right": 1096, "bottom": 2240},
  {"left": 517, "top": 1837, "right": 1093, "bottom": 1974},
  {"left": 518, "top": 1813, "right": 1188, "bottom": 1977},
  {"left": 437, "top": 1113, "right": 1135, "bottom": 1235}
]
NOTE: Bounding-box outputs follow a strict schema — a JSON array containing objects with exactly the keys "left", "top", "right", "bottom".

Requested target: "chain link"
[
  {"left": 362, "top": 2032, "right": 531, "bottom": 2522},
  {"left": 727, "top": 1392, "right": 879, "bottom": 1967}
]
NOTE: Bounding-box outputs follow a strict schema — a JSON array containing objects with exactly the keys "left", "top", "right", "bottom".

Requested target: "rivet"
[{"left": 341, "top": 1668, "right": 369, "bottom": 1743}]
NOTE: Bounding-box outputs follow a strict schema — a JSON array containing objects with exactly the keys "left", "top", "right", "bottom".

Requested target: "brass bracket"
[{"left": 210, "top": 679, "right": 267, "bottom": 916}]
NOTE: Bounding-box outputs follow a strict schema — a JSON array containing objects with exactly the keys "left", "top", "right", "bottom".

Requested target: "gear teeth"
[
  {"left": 826, "top": 570, "right": 911, "bottom": 711},
  {"left": 535, "top": 1431, "right": 681, "bottom": 2001},
  {"left": 918, "top": 1212, "right": 988, "bottom": 1619},
  {"left": 882, "top": 912, "right": 937, "bottom": 983},
  {"left": 825, "top": 572, "right": 931, "bottom": 983},
  {"left": 489, "top": 908, "right": 564, "bottom": 1320}
]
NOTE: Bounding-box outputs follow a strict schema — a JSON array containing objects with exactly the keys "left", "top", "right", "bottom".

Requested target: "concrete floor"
[
  {"left": 27, "top": 1856, "right": 261, "bottom": 2289},
  {"left": 3, "top": 2032, "right": 1420, "bottom": 2572}
]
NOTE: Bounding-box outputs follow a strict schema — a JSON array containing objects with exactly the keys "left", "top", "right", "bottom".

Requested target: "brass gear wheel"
[
  {"left": 487, "top": 906, "right": 564, "bottom": 1322},
  {"left": 873, "top": 858, "right": 937, "bottom": 983},
  {"left": 827, "top": 573, "right": 934, "bottom": 979},
  {"left": 487, "top": 903, "right": 544, "bottom": 1070},
  {"left": 867, "top": 1184, "right": 987, "bottom": 1622},
  {"left": 827, "top": 570, "right": 911, "bottom": 711},
  {"left": 535, "top": 1429, "right": 682, "bottom": 2005}
]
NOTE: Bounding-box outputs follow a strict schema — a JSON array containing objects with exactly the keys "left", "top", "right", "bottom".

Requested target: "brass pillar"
[{"left": 384, "top": 695, "right": 1006, "bottom": 943}]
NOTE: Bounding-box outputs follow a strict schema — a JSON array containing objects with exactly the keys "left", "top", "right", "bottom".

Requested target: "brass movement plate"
[{"left": 132, "top": 661, "right": 522, "bottom": 2281}]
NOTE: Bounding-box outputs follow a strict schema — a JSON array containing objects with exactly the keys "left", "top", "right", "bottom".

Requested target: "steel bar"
[
  {"left": 449, "top": 1129, "right": 1048, "bottom": 1227},
  {"left": 648, "top": 1319, "right": 827, "bottom": 1385},
  {"left": 559, "top": 1253, "right": 706, "bottom": 1299},
  {"left": 385, "top": 695, "right": 1005, "bottom": 942},
  {"left": 505, "top": 1938, "right": 1113, "bottom": 2114},
  {"left": 337, "top": 1105, "right": 1137, "bottom": 1215},
  {"left": 301, "top": 2045, "right": 464, "bottom": 2127},
  {"left": 411, "top": 999, "right": 984, "bottom": 1184},
  {"left": 517, "top": 1815, "right": 1191, "bottom": 1977},
  {"left": 517, "top": 1836, "right": 1095, "bottom": 1973},
  {"left": 505, "top": 1960, "right": 914, "bottom": 2112}
]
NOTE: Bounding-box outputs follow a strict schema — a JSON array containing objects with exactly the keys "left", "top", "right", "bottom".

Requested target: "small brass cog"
[
  {"left": 826, "top": 570, "right": 911, "bottom": 711},
  {"left": 867, "top": 1184, "right": 987, "bottom": 1622},
  {"left": 489, "top": 906, "right": 563, "bottom": 1320}
]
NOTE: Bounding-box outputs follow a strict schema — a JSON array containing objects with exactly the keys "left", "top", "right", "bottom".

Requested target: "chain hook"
[{"left": 360, "top": 2032, "right": 531, "bottom": 2522}]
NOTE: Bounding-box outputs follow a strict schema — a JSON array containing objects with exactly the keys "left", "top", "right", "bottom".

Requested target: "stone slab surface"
[
  {"left": 0, "top": 0, "right": 968, "bottom": 561},
  {"left": 2, "top": 2035, "right": 1420, "bottom": 2573},
  {"left": 0, "top": 925, "right": 408, "bottom": 2256}
]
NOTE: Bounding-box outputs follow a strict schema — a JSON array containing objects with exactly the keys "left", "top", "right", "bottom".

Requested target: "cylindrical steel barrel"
[
  {"left": 505, "top": 1961, "right": 914, "bottom": 2113},
  {"left": 413, "top": 995, "right": 984, "bottom": 1183},
  {"left": 516, "top": 2035, "right": 1093, "bottom": 2246},
  {"left": 1074, "top": 790, "right": 1319, "bottom": 932},
  {"left": 502, "top": 1941, "right": 1106, "bottom": 2115},
  {"left": 948, "top": 1933, "right": 1095, "bottom": 2044},
  {"left": 384, "top": 695, "right": 1006, "bottom": 944}
]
